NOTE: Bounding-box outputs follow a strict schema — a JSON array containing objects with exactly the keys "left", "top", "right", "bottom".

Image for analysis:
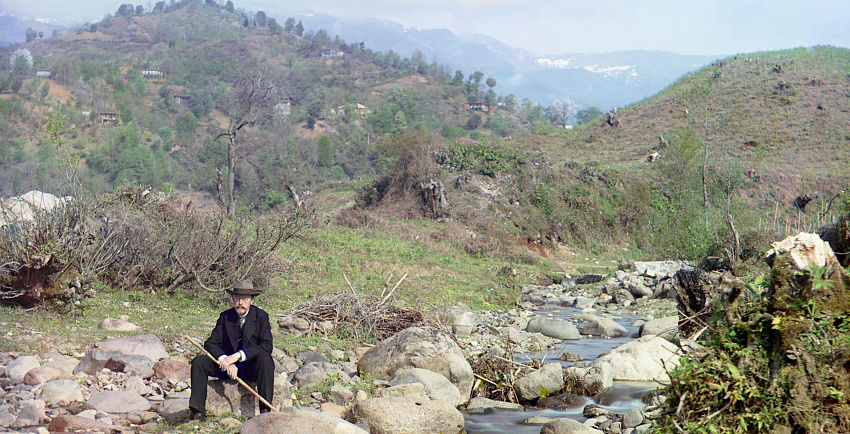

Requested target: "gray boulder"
[
  {"left": 47, "top": 415, "right": 130, "bottom": 433},
  {"left": 276, "top": 315, "right": 311, "bottom": 337},
  {"left": 105, "top": 354, "right": 155, "bottom": 378},
  {"left": 75, "top": 334, "right": 168, "bottom": 376},
  {"left": 353, "top": 396, "right": 464, "bottom": 434},
  {"left": 639, "top": 316, "right": 679, "bottom": 338},
  {"left": 41, "top": 355, "right": 79, "bottom": 377},
  {"left": 152, "top": 356, "right": 190, "bottom": 382},
  {"left": 292, "top": 361, "right": 349, "bottom": 388},
  {"left": 514, "top": 362, "right": 565, "bottom": 402},
  {"left": 98, "top": 317, "right": 139, "bottom": 332},
  {"left": 595, "top": 335, "right": 680, "bottom": 382},
  {"left": 241, "top": 407, "right": 367, "bottom": 434},
  {"left": 377, "top": 382, "right": 429, "bottom": 401},
  {"left": 432, "top": 306, "right": 480, "bottom": 335},
  {"left": 540, "top": 417, "right": 603, "bottom": 433},
  {"left": 39, "top": 379, "right": 84, "bottom": 405},
  {"left": 389, "top": 367, "right": 462, "bottom": 407},
  {"left": 206, "top": 374, "right": 291, "bottom": 417},
  {"left": 5, "top": 356, "right": 39, "bottom": 383},
  {"left": 358, "top": 326, "right": 473, "bottom": 404},
  {"left": 579, "top": 315, "right": 629, "bottom": 338},
  {"left": 23, "top": 366, "right": 62, "bottom": 385},
  {"left": 466, "top": 396, "right": 524, "bottom": 411},
  {"left": 87, "top": 391, "right": 151, "bottom": 413},
  {"left": 564, "top": 362, "right": 612, "bottom": 395},
  {"left": 526, "top": 317, "right": 580, "bottom": 340},
  {"left": 157, "top": 398, "right": 190, "bottom": 421}
]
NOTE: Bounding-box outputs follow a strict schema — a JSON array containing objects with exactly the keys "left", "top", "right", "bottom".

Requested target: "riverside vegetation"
[{"left": 2, "top": 0, "right": 850, "bottom": 432}]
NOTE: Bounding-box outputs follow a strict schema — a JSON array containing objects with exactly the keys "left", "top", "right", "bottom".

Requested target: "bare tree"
[
  {"left": 547, "top": 97, "right": 577, "bottom": 128},
  {"left": 215, "top": 74, "right": 279, "bottom": 215}
]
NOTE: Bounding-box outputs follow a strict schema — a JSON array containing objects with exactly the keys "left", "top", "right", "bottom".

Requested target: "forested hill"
[{"left": 0, "top": 0, "right": 543, "bottom": 207}]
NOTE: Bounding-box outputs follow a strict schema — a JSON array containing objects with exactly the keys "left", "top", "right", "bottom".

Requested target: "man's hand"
[
  {"left": 225, "top": 364, "right": 238, "bottom": 380},
  {"left": 219, "top": 353, "right": 241, "bottom": 370}
]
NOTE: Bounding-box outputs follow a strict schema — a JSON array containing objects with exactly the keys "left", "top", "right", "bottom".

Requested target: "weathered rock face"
[
  {"left": 595, "top": 335, "right": 680, "bottom": 382},
  {"left": 353, "top": 396, "right": 465, "bottom": 434},
  {"left": 564, "top": 361, "right": 613, "bottom": 395},
  {"left": 514, "top": 362, "right": 565, "bottom": 402},
  {"left": 526, "top": 317, "right": 581, "bottom": 340},
  {"left": 639, "top": 315, "right": 679, "bottom": 338},
  {"left": 241, "top": 408, "right": 368, "bottom": 434},
  {"left": 578, "top": 315, "right": 629, "bottom": 338},
  {"left": 389, "top": 367, "right": 463, "bottom": 407},
  {"left": 357, "top": 326, "right": 473, "bottom": 404},
  {"left": 87, "top": 390, "right": 151, "bottom": 413}
]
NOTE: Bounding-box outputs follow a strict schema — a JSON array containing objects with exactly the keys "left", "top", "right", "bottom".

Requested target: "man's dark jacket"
[{"left": 204, "top": 304, "right": 273, "bottom": 361}]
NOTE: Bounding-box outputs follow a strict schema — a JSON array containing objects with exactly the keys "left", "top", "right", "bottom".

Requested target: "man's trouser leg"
[
  {"left": 240, "top": 352, "right": 275, "bottom": 412},
  {"left": 189, "top": 354, "right": 218, "bottom": 413}
]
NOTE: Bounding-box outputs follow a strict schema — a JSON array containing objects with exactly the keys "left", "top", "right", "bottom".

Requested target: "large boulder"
[
  {"left": 540, "top": 417, "right": 603, "bottom": 434},
  {"left": 206, "top": 374, "right": 291, "bottom": 417},
  {"left": 432, "top": 305, "right": 480, "bottom": 335},
  {"left": 353, "top": 396, "right": 464, "bottom": 434},
  {"left": 526, "top": 317, "right": 580, "bottom": 340},
  {"left": 639, "top": 316, "right": 679, "bottom": 338},
  {"left": 564, "top": 361, "right": 613, "bottom": 395},
  {"left": 152, "top": 356, "right": 190, "bottom": 382},
  {"left": 23, "top": 366, "right": 62, "bottom": 385},
  {"left": 47, "top": 415, "right": 130, "bottom": 433},
  {"left": 358, "top": 326, "right": 473, "bottom": 404},
  {"left": 39, "top": 379, "right": 84, "bottom": 405},
  {"left": 75, "top": 334, "right": 168, "bottom": 375},
  {"left": 41, "top": 355, "right": 80, "bottom": 377},
  {"left": 87, "top": 391, "right": 151, "bottom": 413},
  {"left": 466, "top": 397, "right": 524, "bottom": 411},
  {"left": 596, "top": 335, "right": 680, "bottom": 382},
  {"left": 578, "top": 315, "right": 629, "bottom": 338},
  {"left": 389, "top": 367, "right": 463, "bottom": 407},
  {"left": 292, "top": 361, "right": 349, "bottom": 388},
  {"left": 514, "top": 362, "right": 565, "bottom": 402},
  {"left": 5, "top": 356, "right": 40, "bottom": 383},
  {"left": 241, "top": 407, "right": 368, "bottom": 434},
  {"left": 105, "top": 354, "right": 155, "bottom": 378}
]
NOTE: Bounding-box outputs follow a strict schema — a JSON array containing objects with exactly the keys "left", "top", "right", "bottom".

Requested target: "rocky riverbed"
[{"left": 0, "top": 261, "right": 705, "bottom": 434}]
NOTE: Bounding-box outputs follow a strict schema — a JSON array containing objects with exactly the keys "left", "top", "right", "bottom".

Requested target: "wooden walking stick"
[{"left": 184, "top": 335, "right": 279, "bottom": 412}]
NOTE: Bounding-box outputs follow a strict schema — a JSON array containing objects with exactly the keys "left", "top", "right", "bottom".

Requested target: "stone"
[
  {"left": 320, "top": 401, "right": 346, "bottom": 416},
  {"left": 276, "top": 315, "right": 311, "bottom": 336},
  {"left": 595, "top": 335, "right": 680, "bottom": 382},
  {"left": 40, "top": 379, "right": 84, "bottom": 405},
  {"left": 579, "top": 315, "right": 629, "bottom": 338},
  {"left": 275, "top": 353, "right": 300, "bottom": 374},
  {"left": 98, "top": 317, "right": 140, "bottom": 332},
  {"left": 16, "top": 402, "right": 45, "bottom": 426},
  {"left": 639, "top": 316, "right": 679, "bottom": 338},
  {"left": 5, "top": 356, "right": 39, "bottom": 383},
  {"left": 389, "top": 367, "right": 463, "bottom": 407},
  {"left": 353, "top": 396, "right": 464, "bottom": 434},
  {"left": 526, "top": 317, "right": 581, "bottom": 340},
  {"left": 432, "top": 306, "right": 480, "bottom": 335},
  {"left": 23, "top": 366, "right": 62, "bottom": 385},
  {"left": 377, "top": 382, "right": 429, "bottom": 401},
  {"left": 514, "top": 362, "right": 565, "bottom": 402},
  {"left": 537, "top": 393, "right": 587, "bottom": 410},
  {"left": 157, "top": 398, "right": 189, "bottom": 421},
  {"left": 87, "top": 391, "right": 151, "bottom": 413},
  {"left": 522, "top": 416, "right": 554, "bottom": 424},
  {"left": 540, "top": 417, "right": 603, "bottom": 434},
  {"left": 358, "top": 326, "right": 474, "bottom": 404},
  {"left": 564, "top": 362, "right": 613, "bottom": 395},
  {"left": 0, "top": 410, "right": 13, "bottom": 428},
  {"left": 41, "top": 355, "right": 79, "bottom": 377},
  {"left": 204, "top": 375, "right": 291, "bottom": 417},
  {"left": 105, "top": 354, "right": 155, "bottom": 378},
  {"left": 47, "top": 415, "right": 130, "bottom": 433},
  {"left": 241, "top": 408, "right": 367, "bottom": 434},
  {"left": 95, "top": 334, "right": 168, "bottom": 362},
  {"left": 74, "top": 348, "right": 122, "bottom": 375},
  {"left": 152, "top": 356, "right": 190, "bottom": 382},
  {"left": 325, "top": 384, "right": 353, "bottom": 405},
  {"left": 573, "top": 297, "right": 595, "bottom": 309},
  {"left": 466, "top": 397, "right": 524, "bottom": 411},
  {"left": 219, "top": 416, "right": 242, "bottom": 428},
  {"left": 124, "top": 375, "right": 153, "bottom": 396},
  {"left": 292, "top": 361, "right": 349, "bottom": 388}
]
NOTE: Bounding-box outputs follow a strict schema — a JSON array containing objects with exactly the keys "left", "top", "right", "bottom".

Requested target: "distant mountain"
[
  {"left": 0, "top": 12, "right": 66, "bottom": 47},
  {"left": 294, "top": 13, "right": 717, "bottom": 110}
]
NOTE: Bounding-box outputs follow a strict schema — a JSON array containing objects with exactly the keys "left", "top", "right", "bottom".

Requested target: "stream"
[{"left": 463, "top": 304, "right": 661, "bottom": 433}]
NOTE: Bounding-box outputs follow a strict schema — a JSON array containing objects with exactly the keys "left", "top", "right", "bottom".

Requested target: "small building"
[
  {"left": 463, "top": 102, "right": 489, "bottom": 112},
  {"left": 81, "top": 110, "right": 91, "bottom": 119},
  {"left": 321, "top": 49, "right": 344, "bottom": 59},
  {"left": 141, "top": 69, "right": 164, "bottom": 79},
  {"left": 35, "top": 70, "right": 51, "bottom": 78},
  {"left": 100, "top": 112, "right": 118, "bottom": 124},
  {"left": 274, "top": 99, "right": 291, "bottom": 117},
  {"left": 173, "top": 94, "right": 190, "bottom": 104}
]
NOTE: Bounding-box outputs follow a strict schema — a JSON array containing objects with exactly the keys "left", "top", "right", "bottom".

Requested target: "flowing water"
[{"left": 463, "top": 304, "right": 661, "bottom": 433}]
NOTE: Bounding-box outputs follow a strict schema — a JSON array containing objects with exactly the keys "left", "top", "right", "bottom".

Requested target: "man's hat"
[{"left": 227, "top": 280, "right": 261, "bottom": 296}]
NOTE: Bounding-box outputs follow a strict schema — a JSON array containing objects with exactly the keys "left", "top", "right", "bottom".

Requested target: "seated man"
[{"left": 188, "top": 280, "right": 274, "bottom": 420}]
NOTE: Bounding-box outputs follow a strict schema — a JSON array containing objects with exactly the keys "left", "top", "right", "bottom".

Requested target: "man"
[{"left": 188, "top": 280, "right": 274, "bottom": 421}]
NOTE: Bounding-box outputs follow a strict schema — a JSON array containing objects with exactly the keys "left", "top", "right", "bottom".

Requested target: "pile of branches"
[
  {"left": 467, "top": 350, "right": 541, "bottom": 403},
  {"left": 1, "top": 186, "right": 312, "bottom": 306},
  {"left": 287, "top": 292, "right": 436, "bottom": 341}
]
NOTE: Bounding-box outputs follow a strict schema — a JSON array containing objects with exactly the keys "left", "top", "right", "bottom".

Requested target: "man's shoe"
[{"left": 188, "top": 409, "right": 206, "bottom": 422}]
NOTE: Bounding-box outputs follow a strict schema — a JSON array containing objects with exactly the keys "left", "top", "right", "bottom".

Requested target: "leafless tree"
[
  {"left": 215, "top": 74, "right": 280, "bottom": 215},
  {"left": 547, "top": 97, "right": 577, "bottom": 128}
]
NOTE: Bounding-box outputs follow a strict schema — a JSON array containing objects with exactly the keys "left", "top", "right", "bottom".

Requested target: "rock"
[
  {"left": 559, "top": 352, "right": 583, "bottom": 362},
  {"left": 353, "top": 396, "right": 464, "bottom": 434},
  {"left": 358, "top": 326, "right": 473, "bottom": 404},
  {"left": 157, "top": 398, "right": 189, "bottom": 421},
  {"left": 537, "top": 393, "right": 587, "bottom": 410},
  {"left": 595, "top": 335, "right": 680, "bottom": 382},
  {"left": 377, "top": 382, "right": 429, "bottom": 401},
  {"left": 297, "top": 352, "right": 329, "bottom": 364},
  {"left": 87, "top": 391, "right": 151, "bottom": 413},
  {"left": 325, "top": 384, "right": 353, "bottom": 405},
  {"left": 241, "top": 407, "right": 367, "bottom": 434},
  {"left": 47, "top": 415, "right": 130, "bottom": 433},
  {"left": 124, "top": 375, "right": 153, "bottom": 396},
  {"left": 95, "top": 334, "right": 168, "bottom": 362},
  {"left": 522, "top": 415, "right": 554, "bottom": 424},
  {"left": 564, "top": 362, "right": 612, "bottom": 395},
  {"left": 623, "top": 408, "right": 645, "bottom": 428},
  {"left": 633, "top": 261, "right": 689, "bottom": 278},
  {"left": 152, "top": 356, "right": 190, "bottom": 382},
  {"left": 16, "top": 402, "right": 45, "bottom": 426},
  {"left": 627, "top": 281, "right": 653, "bottom": 298},
  {"left": 514, "top": 363, "right": 565, "bottom": 402},
  {"left": 0, "top": 410, "right": 13, "bottom": 427},
  {"left": 466, "top": 397, "right": 524, "bottom": 411},
  {"left": 389, "top": 367, "right": 463, "bottom": 407},
  {"left": 526, "top": 317, "right": 581, "bottom": 340},
  {"left": 579, "top": 315, "right": 629, "bottom": 338},
  {"left": 540, "top": 417, "right": 603, "bottom": 434},
  {"left": 573, "top": 297, "right": 595, "bottom": 309},
  {"left": 74, "top": 348, "right": 122, "bottom": 375},
  {"left": 219, "top": 416, "right": 242, "bottom": 429},
  {"left": 5, "top": 356, "right": 39, "bottom": 383},
  {"left": 583, "top": 404, "right": 611, "bottom": 418},
  {"left": 105, "top": 354, "right": 155, "bottom": 378},
  {"left": 98, "top": 318, "right": 140, "bottom": 332},
  {"left": 41, "top": 355, "right": 79, "bottom": 377},
  {"left": 275, "top": 353, "right": 300, "bottom": 374},
  {"left": 292, "top": 361, "right": 349, "bottom": 388},
  {"left": 432, "top": 306, "right": 480, "bottom": 335},
  {"left": 205, "top": 375, "right": 291, "bottom": 416},
  {"left": 639, "top": 316, "right": 679, "bottom": 338},
  {"left": 320, "top": 401, "right": 346, "bottom": 416},
  {"left": 23, "top": 366, "right": 62, "bottom": 385},
  {"left": 276, "top": 315, "right": 311, "bottom": 336},
  {"left": 40, "top": 379, "right": 84, "bottom": 405}
]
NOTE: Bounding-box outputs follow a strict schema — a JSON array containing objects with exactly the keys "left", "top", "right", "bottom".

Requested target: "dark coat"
[{"left": 204, "top": 305, "right": 273, "bottom": 362}]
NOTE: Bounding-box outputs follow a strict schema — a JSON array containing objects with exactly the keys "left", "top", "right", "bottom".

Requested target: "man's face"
[{"left": 231, "top": 294, "right": 254, "bottom": 315}]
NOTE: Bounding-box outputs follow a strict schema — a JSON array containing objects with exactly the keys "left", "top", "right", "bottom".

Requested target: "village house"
[
  {"left": 100, "top": 112, "right": 118, "bottom": 124},
  {"left": 35, "top": 70, "right": 51, "bottom": 78},
  {"left": 173, "top": 94, "right": 190, "bottom": 104},
  {"left": 321, "top": 49, "right": 344, "bottom": 59},
  {"left": 463, "top": 102, "right": 489, "bottom": 112},
  {"left": 141, "top": 69, "right": 164, "bottom": 79}
]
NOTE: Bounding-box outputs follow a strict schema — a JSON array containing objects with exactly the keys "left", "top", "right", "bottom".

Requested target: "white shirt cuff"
[
  {"left": 218, "top": 355, "right": 226, "bottom": 362},
  {"left": 239, "top": 350, "right": 246, "bottom": 362}
]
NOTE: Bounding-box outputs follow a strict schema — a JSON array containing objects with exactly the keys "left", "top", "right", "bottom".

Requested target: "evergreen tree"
[
  {"left": 255, "top": 11, "right": 267, "bottom": 27},
  {"left": 284, "top": 17, "right": 295, "bottom": 32},
  {"left": 294, "top": 20, "right": 304, "bottom": 36},
  {"left": 224, "top": 1, "right": 234, "bottom": 12}
]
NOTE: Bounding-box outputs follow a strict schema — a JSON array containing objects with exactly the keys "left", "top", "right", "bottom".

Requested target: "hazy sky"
[{"left": 4, "top": 0, "right": 849, "bottom": 56}]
